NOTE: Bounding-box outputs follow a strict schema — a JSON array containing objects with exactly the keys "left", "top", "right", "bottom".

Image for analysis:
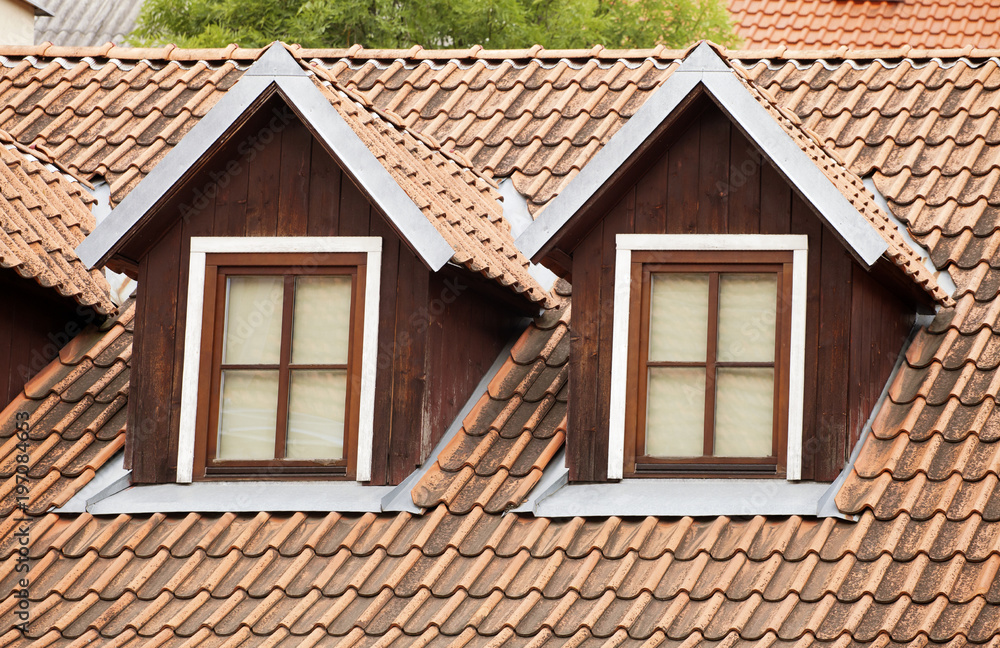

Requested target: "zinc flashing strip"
[
  {"left": 516, "top": 42, "right": 888, "bottom": 268},
  {"left": 76, "top": 44, "right": 454, "bottom": 273}
]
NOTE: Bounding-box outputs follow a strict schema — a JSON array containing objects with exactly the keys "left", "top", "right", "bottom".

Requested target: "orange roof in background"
[
  {"left": 729, "top": 0, "right": 1000, "bottom": 50},
  {"left": 4, "top": 43, "right": 1000, "bottom": 646}
]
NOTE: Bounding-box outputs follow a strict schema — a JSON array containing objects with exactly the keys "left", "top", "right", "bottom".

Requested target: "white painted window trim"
[
  {"left": 176, "top": 236, "right": 382, "bottom": 483},
  {"left": 607, "top": 234, "right": 808, "bottom": 481}
]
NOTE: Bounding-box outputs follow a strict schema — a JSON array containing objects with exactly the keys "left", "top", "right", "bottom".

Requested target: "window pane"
[
  {"left": 217, "top": 370, "right": 279, "bottom": 460},
  {"left": 291, "top": 276, "right": 353, "bottom": 365},
  {"left": 645, "top": 367, "right": 705, "bottom": 456},
  {"left": 286, "top": 370, "right": 347, "bottom": 460},
  {"left": 223, "top": 276, "right": 283, "bottom": 365},
  {"left": 649, "top": 273, "right": 710, "bottom": 362},
  {"left": 715, "top": 367, "right": 774, "bottom": 457},
  {"left": 717, "top": 274, "right": 777, "bottom": 363}
]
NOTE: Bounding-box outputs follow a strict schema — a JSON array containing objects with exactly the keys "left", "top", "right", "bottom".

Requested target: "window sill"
[{"left": 513, "top": 454, "right": 844, "bottom": 518}]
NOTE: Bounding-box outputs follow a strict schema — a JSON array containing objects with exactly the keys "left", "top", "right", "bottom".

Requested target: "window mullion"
[
  {"left": 274, "top": 275, "right": 295, "bottom": 460},
  {"left": 704, "top": 272, "right": 720, "bottom": 456}
]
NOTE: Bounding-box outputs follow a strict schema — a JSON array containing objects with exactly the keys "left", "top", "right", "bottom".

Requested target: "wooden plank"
[
  {"left": 277, "top": 120, "right": 313, "bottom": 237},
  {"left": 594, "top": 191, "right": 635, "bottom": 480},
  {"left": 814, "top": 223, "right": 852, "bottom": 481},
  {"left": 848, "top": 264, "right": 866, "bottom": 452},
  {"left": 212, "top": 142, "right": 250, "bottom": 237},
  {"left": 366, "top": 217, "right": 400, "bottom": 485},
  {"left": 568, "top": 219, "right": 604, "bottom": 481},
  {"left": 697, "top": 108, "right": 731, "bottom": 234},
  {"left": 726, "top": 126, "right": 762, "bottom": 234},
  {"left": 131, "top": 221, "right": 184, "bottom": 483},
  {"left": 339, "top": 175, "right": 372, "bottom": 237},
  {"left": 759, "top": 159, "right": 791, "bottom": 234},
  {"left": 244, "top": 123, "right": 283, "bottom": 237},
  {"left": 634, "top": 145, "right": 669, "bottom": 234},
  {"left": 666, "top": 117, "right": 700, "bottom": 234},
  {"left": 388, "top": 248, "right": 429, "bottom": 485},
  {"left": 307, "top": 143, "right": 342, "bottom": 236},
  {"left": 161, "top": 177, "right": 216, "bottom": 480},
  {"left": 791, "top": 193, "right": 822, "bottom": 480}
]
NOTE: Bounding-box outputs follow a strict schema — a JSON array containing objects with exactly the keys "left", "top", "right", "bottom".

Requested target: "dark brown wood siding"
[
  {"left": 567, "top": 103, "right": 917, "bottom": 483},
  {"left": 0, "top": 274, "right": 94, "bottom": 406},
  {"left": 126, "top": 100, "right": 515, "bottom": 485}
]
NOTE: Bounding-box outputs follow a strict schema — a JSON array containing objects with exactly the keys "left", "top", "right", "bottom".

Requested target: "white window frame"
[
  {"left": 176, "top": 236, "right": 382, "bottom": 483},
  {"left": 607, "top": 234, "right": 808, "bottom": 480}
]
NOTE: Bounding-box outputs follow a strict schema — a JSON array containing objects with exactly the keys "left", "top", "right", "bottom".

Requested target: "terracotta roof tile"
[
  {"left": 729, "top": 0, "right": 1000, "bottom": 51},
  {"left": 0, "top": 300, "right": 131, "bottom": 516},
  {"left": 10, "top": 508, "right": 1000, "bottom": 644},
  {"left": 0, "top": 128, "right": 113, "bottom": 314}
]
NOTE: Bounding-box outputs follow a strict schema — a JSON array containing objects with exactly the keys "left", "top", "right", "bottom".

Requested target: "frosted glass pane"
[
  {"left": 291, "top": 276, "right": 353, "bottom": 365},
  {"left": 286, "top": 370, "right": 347, "bottom": 460},
  {"left": 223, "top": 276, "right": 283, "bottom": 365},
  {"left": 645, "top": 367, "right": 705, "bottom": 457},
  {"left": 715, "top": 367, "right": 774, "bottom": 457},
  {"left": 217, "top": 370, "right": 279, "bottom": 460},
  {"left": 717, "top": 274, "right": 777, "bottom": 362},
  {"left": 649, "top": 273, "right": 709, "bottom": 362}
]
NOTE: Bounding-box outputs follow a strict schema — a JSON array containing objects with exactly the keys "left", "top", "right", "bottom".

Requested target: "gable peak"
[{"left": 245, "top": 42, "right": 308, "bottom": 78}]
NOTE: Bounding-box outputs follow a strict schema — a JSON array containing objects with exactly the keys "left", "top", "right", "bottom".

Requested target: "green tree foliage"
[{"left": 130, "top": 0, "right": 741, "bottom": 50}]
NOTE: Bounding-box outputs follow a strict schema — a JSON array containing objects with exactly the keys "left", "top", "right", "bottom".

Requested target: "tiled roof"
[
  {"left": 412, "top": 283, "right": 569, "bottom": 513},
  {"left": 727, "top": 47, "right": 949, "bottom": 304},
  {"left": 7, "top": 44, "right": 1000, "bottom": 647},
  {"left": 311, "top": 71, "right": 551, "bottom": 305},
  {"left": 6, "top": 506, "right": 1000, "bottom": 647},
  {"left": 0, "top": 299, "right": 130, "bottom": 516},
  {"left": 0, "top": 128, "right": 114, "bottom": 315},
  {"left": 4, "top": 293, "right": 1000, "bottom": 646},
  {"left": 729, "top": 0, "right": 1000, "bottom": 51},
  {"left": 34, "top": 0, "right": 143, "bottom": 47}
]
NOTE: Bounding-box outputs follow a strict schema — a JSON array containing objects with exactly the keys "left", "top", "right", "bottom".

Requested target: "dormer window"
[
  {"left": 609, "top": 235, "right": 808, "bottom": 480},
  {"left": 627, "top": 248, "right": 794, "bottom": 476},
  {"left": 201, "top": 256, "right": 365, "bottom": 478},
  {"left": 176, "top": 237, "right": 382, "bottom": 483}
]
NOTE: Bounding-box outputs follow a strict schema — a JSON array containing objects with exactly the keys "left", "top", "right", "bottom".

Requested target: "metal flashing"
[
  {"left": 86, "top": 481, "right": 397, "bottom": 515},
  {"left": 527, "top": 478, "right": 833, "bottom": 518},
  {"left": 76, "top": 44, "right": 454, "bottom": 273},
  {"left": 515, "top": 41, "right": 889, "bottom": 268},
  {"left": 55, "top": 451, "right": 129, "bottom": 513},
  {"left": 244, "top": 43, "right": 309, "bottom": 77}
]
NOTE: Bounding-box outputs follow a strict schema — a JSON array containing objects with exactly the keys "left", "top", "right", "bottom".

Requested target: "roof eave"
[
  {"left": 76, "top": 43, "right": 454, "bottom": 273},
  {"left": 515, "top": 42, "right": 889, "bottom": 270}
]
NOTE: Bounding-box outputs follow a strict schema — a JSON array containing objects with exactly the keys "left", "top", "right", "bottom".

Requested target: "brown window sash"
[
  {"left": 624, "top": 250, "right": 793, "bottom": 479},
  {"left": 193, "top": 252, "right": 366, "bottom": 481}
]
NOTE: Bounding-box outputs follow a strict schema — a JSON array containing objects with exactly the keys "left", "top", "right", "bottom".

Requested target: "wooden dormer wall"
[
  {"left": 126, "top": 100, "right": 524, "bottom": 485},
  {"left": 567, "top": 101, "right": 916, "bottom": 483}
]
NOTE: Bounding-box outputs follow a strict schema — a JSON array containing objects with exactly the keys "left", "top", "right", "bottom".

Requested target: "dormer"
[
  {"left": 77, "top": 45, "right": 549, "bottom": 487},
  {"left": 517, "top": 43, "right": 950, "bottom": 484}
]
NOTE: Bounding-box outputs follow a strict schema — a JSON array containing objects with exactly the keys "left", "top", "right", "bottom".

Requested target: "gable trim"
[
  {"left": 515, "top": 42, "right": 889, "bottom": 269},
  {"left": 76, "top": 45, "right": 454, "bottom": 273}
]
